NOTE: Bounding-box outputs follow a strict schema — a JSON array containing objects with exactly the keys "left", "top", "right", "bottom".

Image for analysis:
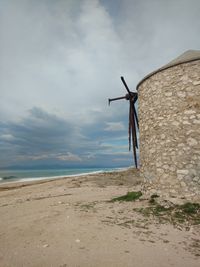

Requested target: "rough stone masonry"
[{"left": 137, "top": 50, "right": 200, "bottom": 199}]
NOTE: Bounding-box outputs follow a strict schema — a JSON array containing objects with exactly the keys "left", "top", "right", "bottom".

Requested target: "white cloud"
[
  {"left": 57, "top": 152, "right": 82, "bottom": 162},
  {"left": 0, "top": 134, "right": 15, "bottom": 141},
  {"left": 104, "top": 122, "right": 125, "bottom": 131},
  {"left": 0, "top": 0, "right": 125, "bottom": 123}
]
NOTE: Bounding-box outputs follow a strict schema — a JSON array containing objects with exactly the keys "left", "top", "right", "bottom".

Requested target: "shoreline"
[
  {"left": 0, "top": 166, "right": 131, "bottom": 186},
  {"left": 0, "top": 167, "right": 134, "bottom": 191}
]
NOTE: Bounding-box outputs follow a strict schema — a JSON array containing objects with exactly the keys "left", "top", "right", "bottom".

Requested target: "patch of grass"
[
  {"left": 180, "top": 202, "right": 200, "bottom": 214},
  {"left": 135, "top": 201, "right": 200, "bottom": 227},
  {"left": 110, "top": 191, "right": 142, "bottom": 202},
  {"left": 154, "top": 204, "right": 172, "bottom": 213}
]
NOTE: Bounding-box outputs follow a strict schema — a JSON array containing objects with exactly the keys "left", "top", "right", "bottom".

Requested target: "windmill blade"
[
  {"left": 128, "top": 103, "right": 131, "bottom": 151},
  {"left": 131, "top": 102, "right": 138, "bottom": 149},
  {"left": 121, "top": 76, "right": 131, "bottom": 95},
  {"left": 132, "top": 94, "right": 139, "bottom": 129},
  {"left": 133, "top": 94, "right": 138, "bottom": 103},
  {"left": 133, "top": 104, "right": 139, "bottom": 129},
  {"left": 129, "top": 102, "right": 138, "bottom": 168},
  {"left": 132, "top": 128, "right": 138, "bottom": 168},
  {"left": 133, "top": 114, "right": 138, "bottom": 149}
]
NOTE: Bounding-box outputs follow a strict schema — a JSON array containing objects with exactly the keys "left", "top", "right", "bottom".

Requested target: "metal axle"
[
  {"left": 108, "top": 95, "right": 128, "bottom": 105},
  {"left": 108, "top": 93, "right": 137, "bottom": 106}
]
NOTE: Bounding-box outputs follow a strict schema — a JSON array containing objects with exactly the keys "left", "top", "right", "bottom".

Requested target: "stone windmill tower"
[{"left": 137, "top": 50, "right": 200, "bottom": 198}]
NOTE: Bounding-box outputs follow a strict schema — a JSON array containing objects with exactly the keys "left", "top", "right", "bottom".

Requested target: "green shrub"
[{"left": 110, "top": 191, "right": 142, "bottom": 202}]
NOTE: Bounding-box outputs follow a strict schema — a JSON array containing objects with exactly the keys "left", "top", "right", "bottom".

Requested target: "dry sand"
[{"left": 0, "top": 169, "right": 199, "bottom": 267}]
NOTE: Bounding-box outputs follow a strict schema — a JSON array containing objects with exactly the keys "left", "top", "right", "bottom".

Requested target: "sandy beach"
[{"left": 0, "top": 168, "right": 199, "bottom": 267}]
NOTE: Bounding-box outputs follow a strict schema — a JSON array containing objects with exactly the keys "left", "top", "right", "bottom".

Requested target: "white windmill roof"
[{"left": 137, "top": 50, "right": 200, "bottom": 90}]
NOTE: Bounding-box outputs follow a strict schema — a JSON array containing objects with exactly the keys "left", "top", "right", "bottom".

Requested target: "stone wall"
[{"left": 138, "top": 60, "right": 200, "bottom": 198}]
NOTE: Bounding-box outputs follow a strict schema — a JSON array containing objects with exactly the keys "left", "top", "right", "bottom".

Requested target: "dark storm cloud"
[
  {"left": 0, "top": 107, "right": 131, "bottom": 167},
  {"left": 9, "top": 107, "right": 75, "bottom": 151},
  {"left": 0, "top": 107, "right": 77, "bottom": 166}
]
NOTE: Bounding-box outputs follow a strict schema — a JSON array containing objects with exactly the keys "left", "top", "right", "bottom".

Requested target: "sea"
[{"left": 0, "top": 167, "right": 128, "bottom": 184}]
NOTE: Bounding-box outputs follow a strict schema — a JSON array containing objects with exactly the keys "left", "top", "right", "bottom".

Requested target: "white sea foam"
[
  {"left": 18, "top": 168, "right": 127, "bottom": 182},
  {"left": 19, "top": 170, "right": 104, "bottom": 182},
  {"left": 0, "top": 167, "right": 131, "bottom": 185}
]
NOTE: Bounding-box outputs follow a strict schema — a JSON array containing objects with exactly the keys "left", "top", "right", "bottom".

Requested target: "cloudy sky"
[{"left": 0, "top": 0, "right": 200, "bottom": 169}]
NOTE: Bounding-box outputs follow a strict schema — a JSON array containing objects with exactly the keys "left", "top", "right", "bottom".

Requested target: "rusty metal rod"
[
  {"left": 128, "top": 104, "right": 131, "bottom": 151},
  {"left": 132, "top": 107, "right": 138, "bottom": 149},
  {"left": 133, "top": 104, "right": 139, "bottom": 129},
  {"left": 121, "top": 76, "right": 131, "bottom": 94},
  {"left": 108, "top": 96, "right": 127, "bottom": 105},
  {"left": 130, "top": 103, "right": 138, "bottom": 168}
]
